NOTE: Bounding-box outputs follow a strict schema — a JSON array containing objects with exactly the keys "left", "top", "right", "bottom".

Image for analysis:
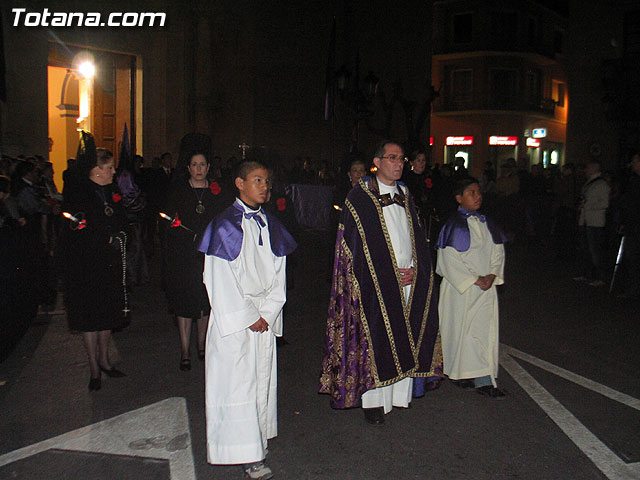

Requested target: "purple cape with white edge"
[
  {"left": 436, "top": 207, "right": 507, "bottom": 252},
  {"left": 198, "top": 200, "right": 297, "bottom": 261}
]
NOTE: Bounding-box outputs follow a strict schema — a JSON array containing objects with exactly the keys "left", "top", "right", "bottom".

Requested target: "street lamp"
[
  {"left": 73, "top": 55, "right": 95, "bottom": 132},
  {"left": 77, "top": 61, "right": 95, "bottom": 79}
]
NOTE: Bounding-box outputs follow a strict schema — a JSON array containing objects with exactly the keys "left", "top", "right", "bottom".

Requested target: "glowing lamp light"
[
  {"left": 370, "top": 166, "right": 378, "bottom": 173},
  {"left": 333, "top": 204, "right": 342, "bottom": 211},
  {"left": 78, "top": 61, "right": 96, "bottom": 79}
]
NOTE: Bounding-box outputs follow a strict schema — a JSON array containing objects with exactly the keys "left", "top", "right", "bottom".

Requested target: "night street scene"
[{"left": 1, "top": 1, "right": 640, "bottom": 479}]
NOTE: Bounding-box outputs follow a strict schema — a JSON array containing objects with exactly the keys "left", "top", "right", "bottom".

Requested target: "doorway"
[{"left": 47, "top": 43, "right": 136, "bottom": 190}]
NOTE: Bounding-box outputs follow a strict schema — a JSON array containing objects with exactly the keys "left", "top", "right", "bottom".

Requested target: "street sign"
[{"left": 532, "top": 128, "right": 547, "bottom": 138}]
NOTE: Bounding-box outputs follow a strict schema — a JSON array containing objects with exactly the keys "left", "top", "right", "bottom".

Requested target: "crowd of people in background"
[{"left": 1, "top": 142, "right": 639, "bottom": 360}]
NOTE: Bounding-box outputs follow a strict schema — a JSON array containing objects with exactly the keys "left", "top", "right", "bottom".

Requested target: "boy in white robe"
[
  {"left": 436, "top": 177, "right": 507, "bottom": 398},
  {"left": 199, "top": 161, "right": 296, "bottom": 479}
]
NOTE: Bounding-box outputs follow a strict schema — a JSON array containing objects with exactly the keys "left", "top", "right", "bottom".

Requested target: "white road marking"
[
  {"left": 500, "top": 344, "right": 640, "bottom": 480},
  {"left": 502, "top": 344, "right": 640, "bottom": 411},
  {"left": 0, "top": 397, "right": 195, "bottom": 480}
]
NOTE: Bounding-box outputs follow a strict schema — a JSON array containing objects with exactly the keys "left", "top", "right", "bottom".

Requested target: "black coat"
[
  {"left": 61, "top": 176, "right": 128, "bottom": 332},
  {"left": 164, "top": 178, "right": 225, "bottom": 318}
]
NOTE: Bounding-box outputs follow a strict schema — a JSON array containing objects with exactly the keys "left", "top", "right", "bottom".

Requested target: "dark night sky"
[{"left": 534, "top": 0, "right": 570, "bottom": 17}]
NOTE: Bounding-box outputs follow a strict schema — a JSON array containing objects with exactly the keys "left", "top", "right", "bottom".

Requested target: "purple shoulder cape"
[
  {"left": 198, "top": 201, "right": 297, "bottom": 260},
  {"left": 436, "top": 207, "right": 507, "bottom": 252}
]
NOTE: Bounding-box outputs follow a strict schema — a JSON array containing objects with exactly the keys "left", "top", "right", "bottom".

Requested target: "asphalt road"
[{"left": 0, "top": 231, "right": 638, "bottom": 480}]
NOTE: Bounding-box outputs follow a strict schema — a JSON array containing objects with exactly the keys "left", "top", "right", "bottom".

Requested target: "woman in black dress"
[
  {"left": 165, "top": 152, "right": 223, "bottom": 370},
  {"left": 62, "top": 134, "right": 128, "bottom": 391},
  {"left": 403, "top": 148, "right": 429, "bottom": 216}
]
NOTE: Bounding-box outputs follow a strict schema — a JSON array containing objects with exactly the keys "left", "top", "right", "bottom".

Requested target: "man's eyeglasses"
[{"left": 380, "top": 154, "right": 408, "bottom": 163}]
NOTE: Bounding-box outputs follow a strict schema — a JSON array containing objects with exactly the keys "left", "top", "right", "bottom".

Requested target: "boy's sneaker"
[{"left": 243, "top": 461, "right": 273, "bottom": 480}]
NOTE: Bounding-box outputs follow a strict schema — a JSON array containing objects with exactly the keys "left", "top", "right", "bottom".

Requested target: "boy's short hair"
[
  {"left": 453, "top": 176, "right": 480, "bottom": 197},
  {"left": 235, "top": 160, "right": 270, "bottom": 180}
]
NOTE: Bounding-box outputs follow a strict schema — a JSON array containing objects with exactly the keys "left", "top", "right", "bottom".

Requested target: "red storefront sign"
[
  {"left": 526, "top": 138, "right": 541, "bottom": 147},
  {"left": 488, "top": 136, "right": 518, "bottom": 146},
  {"left": 446, "top": 136, "right": 474, "bottom": 146}
]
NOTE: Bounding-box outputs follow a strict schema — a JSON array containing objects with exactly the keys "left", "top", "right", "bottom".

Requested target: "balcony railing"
[{"left": 436, "top": 97, "right": 556, "bottom": 115}]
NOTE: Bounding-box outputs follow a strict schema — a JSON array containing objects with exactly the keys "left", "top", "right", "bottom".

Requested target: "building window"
[
  {"left": 526, "top": 70, "right": 542, "bottom": 107},
  {"left": 453, "top": 13, "right": 473, "bottom": 44},
  {"left": 624, "top": 10, "right": 640, "bottom": 57},
  {"left": 491, "top": 69, "right": 517, "bottom": 109},
  {"left": 553, "top": 30, "right": 564, "bottom": 54},
  {"left": 491, "top": 11, "right": 517, "bottom": 47},
  {"left": 527, "top": 16, "right": 539, "bottom": 44},
  {"left": 552, "top": 80, "right": 565, "bottom": 107},
  {"left": 450, "top": 69, "right": 473, "bottom": 108}
]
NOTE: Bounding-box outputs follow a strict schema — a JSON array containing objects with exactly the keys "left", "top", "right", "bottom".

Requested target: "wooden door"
[{"left": 92, "top": 53, "right": 135, "bottom": 165}]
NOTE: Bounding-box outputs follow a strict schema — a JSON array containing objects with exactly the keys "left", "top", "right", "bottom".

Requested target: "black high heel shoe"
[
  {"left": 88, "top": 376, "right": 101, "bottom": 391},
  {"left": 99, "top": 365, "right": 127, "bottom": 378}
]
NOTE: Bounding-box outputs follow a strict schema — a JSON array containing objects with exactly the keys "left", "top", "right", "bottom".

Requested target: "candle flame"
[
  {"left": 158, "top": 212, "right": 172, "bottom": 221},
  {"left": 62, "top": 211, "right": 79, "bottom": 222}
]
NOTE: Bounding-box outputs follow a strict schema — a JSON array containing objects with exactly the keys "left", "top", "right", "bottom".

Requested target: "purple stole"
[{"left": 319, "top": 177, "right": 439, "bottom": 409}]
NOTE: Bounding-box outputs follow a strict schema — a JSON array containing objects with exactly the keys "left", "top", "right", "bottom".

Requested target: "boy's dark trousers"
[{"left": 578, "top": 225, "right": 606, "bottom": 281}]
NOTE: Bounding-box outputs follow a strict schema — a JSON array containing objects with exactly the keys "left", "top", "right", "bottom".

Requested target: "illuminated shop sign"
[
  {"left": 526, "top": 138, "right": 541, "bottom": 147},
  {"left": 532, "top": 128, "right": 547, "bottom": 138},
  {"left": 446, "top": 136, "right": 474, "bottom": 146},
  {"left": 429, "top": 137, "right": 434, "bottom": 146},
  {"left": 488, "top": 136, "right": 518, "bottom": 146}
]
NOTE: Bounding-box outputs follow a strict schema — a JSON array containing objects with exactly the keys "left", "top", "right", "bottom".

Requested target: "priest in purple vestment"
[{"left": 319, "top": 141, "right": 441, "bottom": 425}]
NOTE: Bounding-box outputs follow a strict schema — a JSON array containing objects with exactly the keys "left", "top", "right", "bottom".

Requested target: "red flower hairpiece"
[
  {"left": 112, "top": 193, "right": 122, "bottom": 202},
  {"left": 209, "top": 182, "right": 221, "bottom": 195},
  {"left": 276, "top": 197, "right": 286, "bottom": 211}
]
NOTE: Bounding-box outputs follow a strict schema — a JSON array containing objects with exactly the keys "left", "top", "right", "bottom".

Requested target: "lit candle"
[
  {"left": 62, "top": 211, "right": 79, "bottom": 222},
  {"left": 158, "top": 212, "right": 196, "bottom": 240},
  {"left": 63, "top": 211, "right": 87, "bottom": 229}
]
